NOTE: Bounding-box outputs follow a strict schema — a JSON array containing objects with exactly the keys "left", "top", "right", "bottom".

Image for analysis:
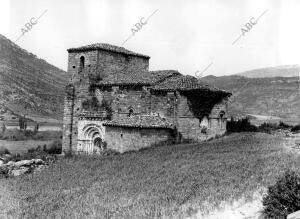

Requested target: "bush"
[
  {"left": 0, "top": 146, "right": 10, "bottom": 156},
  {"left": 258, "top": 122, "right": 279, "bottom": 133},
  {"left": 291, "top": 124, "right": 300, "bottom": 133},
  {"left": 262, "top": 170, "right": 300, "bottom": 218},
  {"left": 278, "top": 121, "right": 292, "bottom": 129},
  {"left": 44, "top": 139, "right": 62, "bottom": 154},
  {"left": 226, "top": 117, "right": 258, "bottom": 133}
]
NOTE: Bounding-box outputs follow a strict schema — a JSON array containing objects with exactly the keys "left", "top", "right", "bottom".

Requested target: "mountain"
[
  {"left": 202, "top": 74, "right": 300, "bottom": 125},
  {"left": 0, "top": 34, "right": 68, "bottom": 123},
  {"left": 236, "top": 65, "right": 299, "bottom": 78}
]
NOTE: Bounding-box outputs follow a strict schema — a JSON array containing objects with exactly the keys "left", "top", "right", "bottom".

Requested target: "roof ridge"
[{"left": 67, "top": 43, "right": 150, "bottom": 58}]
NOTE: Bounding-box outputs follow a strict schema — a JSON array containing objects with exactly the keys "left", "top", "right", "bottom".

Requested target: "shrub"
[
  {"left": 262, "top": 170, "right": 300, "bottom": 218},
  {"left": 226, "top": 117, "right": 257, "bottom": 133},
  {"left": 0, "top": 146, "right": 10, "bottom": 156},
  {"left": 44, "top": 139, "right": 62, "bottom": 154},
  {"left": 0, "top": 166, "right": 9, "bottom": 177},
  {"left": 291, "top": 124, "right": 300, "bottom": 133},
  {"left": 278, "top": 121, "right": 292, "bottom": 129},
  {"left": 258, "top": 122, "right": 279, "bottom": 133}
]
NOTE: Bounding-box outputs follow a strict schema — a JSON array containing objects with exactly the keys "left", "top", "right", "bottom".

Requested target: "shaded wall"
[{"left": 105, "top": 126, "right": 174, "bottom": 153}]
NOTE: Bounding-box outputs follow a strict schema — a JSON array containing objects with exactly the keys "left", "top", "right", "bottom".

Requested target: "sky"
[{"left": 0, "top": 0, "right": 299, "bottom": 77}]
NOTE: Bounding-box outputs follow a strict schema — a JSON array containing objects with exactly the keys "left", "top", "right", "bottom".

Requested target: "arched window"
[{"left": 79, "top": 56, "right": 85, "bottom": 72}]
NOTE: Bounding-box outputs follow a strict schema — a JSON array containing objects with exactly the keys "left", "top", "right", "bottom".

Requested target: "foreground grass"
[{"left": 1, "top": 132, "right": 300, "bottom": 218}]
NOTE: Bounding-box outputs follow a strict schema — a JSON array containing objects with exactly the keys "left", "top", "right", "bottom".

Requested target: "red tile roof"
[
  {"left": 103, "top": 115, "right": 174, "bottom": 129},
  {"left": 67, "top": 43, "right": 150, "bottom": 58}
]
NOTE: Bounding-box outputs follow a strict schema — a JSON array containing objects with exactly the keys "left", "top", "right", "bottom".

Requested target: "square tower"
[{"left": 62, "top": 43, "right": 150, "bottom": 154}]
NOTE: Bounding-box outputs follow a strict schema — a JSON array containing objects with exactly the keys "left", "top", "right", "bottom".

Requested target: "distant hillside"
[
  {"left": 0, "top": 34, "right": 68, "bottom": 123},
  {"left": 236, "top": 65, "right": 299, "bottom": 78},
  {"left": 202, "top": 74, "right": 300, "bottom": 124}
]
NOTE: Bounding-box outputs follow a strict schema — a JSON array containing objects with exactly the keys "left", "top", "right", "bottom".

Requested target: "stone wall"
[
  {"left": 105, "top": 126, "right": 173, "bottom": 153},
  {"left": 150, "top": 91, "right": 177, "bottom": 120},
  {"left": 110, "top": 86, "right": 150, "bottom": 117},
  {"left": 67, "top": 50, "right": 149, "bottom": 83},
  {"left": 175, "top": 93, "right": 228, "bottom": 141},
  {"left": 62, "top": 46, "right": 230, "bottom": 155},
  {"left": 207, "top": 99, "right": 228, "bottom": 136},
  {"left": 62, "top": 49, "right": 150, "bottom": 154},
  {"left": 62, "top": 85, "right": 75, "bottom": 154},
  {"left": 93, "top": 87, "right": 229, "bottom": 143}
]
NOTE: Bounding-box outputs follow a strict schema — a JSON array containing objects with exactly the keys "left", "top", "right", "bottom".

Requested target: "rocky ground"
[
  {"left": 0, "top": 158, "right": 46, "bottom": 177},
  {"left": 0, "top": 155, "right": 53, "bottom": 177}
]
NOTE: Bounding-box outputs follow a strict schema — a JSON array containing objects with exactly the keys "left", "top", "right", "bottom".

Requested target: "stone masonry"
[{"left": 62, "top": 43, "right": 231, "bottom": 154}]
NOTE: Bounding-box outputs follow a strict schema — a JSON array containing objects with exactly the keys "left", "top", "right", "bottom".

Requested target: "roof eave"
[
  {"left": 102, "top": 123, "right": 175, "bottom": 130},
  {"left": 67, "top": 47, "right": 150, "bottom": 59}
]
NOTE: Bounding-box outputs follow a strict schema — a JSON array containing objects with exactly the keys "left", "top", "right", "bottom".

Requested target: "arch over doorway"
[{"left": 78, "top": 123, "right": 105, "bottom": 153}]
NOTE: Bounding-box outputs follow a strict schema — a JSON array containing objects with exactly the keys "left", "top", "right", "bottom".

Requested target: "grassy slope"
[
  {"left": 1, "top": 133, "right": 300, "bottom": 218},
  {"left": 201, "top": 75, "right": 300, "bottom": 124},
  {"left": 0, "top": 34, "right": 68, "bottom": 122}
]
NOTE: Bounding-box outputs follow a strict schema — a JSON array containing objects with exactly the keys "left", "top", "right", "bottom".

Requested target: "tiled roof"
[
  {"left": 102, "top": 115, "right": 175, "bottom": 129},
  {"left": 150, "top": 75, "right": 230, "bottom": 94},
  {"left": 67, "top": 43, "right": 150, "bottom": 58},
  {"left": 97, "top": 70, "right": 182, "bottom": 86}
]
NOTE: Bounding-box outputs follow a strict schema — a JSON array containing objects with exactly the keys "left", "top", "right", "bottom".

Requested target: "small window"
[
  {"left": 128, "top": 108, "right": 133, "bottom": 117},
  {"left": 79, "top": 56, "right": 85, "bottom": 72},
  {"left": 121, "top": 134, "right": 123, "bottom": 138},
  {"left": 72, "top": 65, "right": 76, "bottom": 69}
]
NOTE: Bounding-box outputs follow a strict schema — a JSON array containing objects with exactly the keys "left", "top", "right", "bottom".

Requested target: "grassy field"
[
  {"left": 1, "top": 132, "right": 300, "bottom": 218},
  {"left": 0, "top": 140, "right": 53, "bottom": 154}
]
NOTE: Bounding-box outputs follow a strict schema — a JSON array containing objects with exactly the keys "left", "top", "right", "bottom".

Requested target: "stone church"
[{"left": 62, "top": 43, "right": 231, "bottom": 154}]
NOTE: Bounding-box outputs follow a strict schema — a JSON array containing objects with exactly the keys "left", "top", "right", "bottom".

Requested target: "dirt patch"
[{"left": 197, "top": 189, "right": 265, "bottom": 219}]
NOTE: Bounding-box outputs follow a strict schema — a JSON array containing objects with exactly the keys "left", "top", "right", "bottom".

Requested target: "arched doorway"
[
  {"left": 94, "top": 137, "right": 107, "bottom": 150},
  {"left": 79, "top": 123, "right": 105, "bottom": 154}
]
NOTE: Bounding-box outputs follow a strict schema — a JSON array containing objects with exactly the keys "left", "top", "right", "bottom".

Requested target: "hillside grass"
[{"left": 1, "top": 132, "right": 300, "bottom": 218}]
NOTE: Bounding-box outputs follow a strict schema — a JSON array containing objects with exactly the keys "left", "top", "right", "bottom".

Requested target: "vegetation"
[
  {"left": 0, "top": 140, "right": 53, "bottom": 155},
  {"left": 0, "top": 34, "right": 67, "bottom": 120},
  {"left": 258, "top": 121, "right": 291, "bottom": 133},
  {"left": 0, "top": 129, "right": 61, "bottom": 141},
  {"left": 262, "top": 170, "right": 300, "bottom": 218},
  {"left": 2, "top": 133, "right": 299, "bottom": 218},
  {"left": 201, "top": 71, "right": 300, "bottom": 123},
  {"left": 7, "top": 150, "right": 56, "bottom": 163},
  {"left": 291, "top": 124, "right": 300, "bottom": 132},
  {"left": 226, "top": 117, "right": 258, "bottom": 132},
  {"left": 227, "top": 118, "right": 294, "bottom": 134},
  {"left": 0, "top": 128, "right": 62, "bottom": 155},
  {"left": 0, "top": 146, "right": 10, "bottom": 156}
]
